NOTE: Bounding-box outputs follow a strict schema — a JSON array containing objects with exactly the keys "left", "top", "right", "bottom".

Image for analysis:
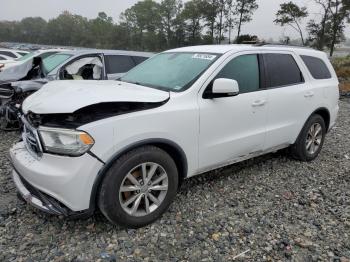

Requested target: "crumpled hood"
[{"left": 22, "top": 80, "right": 170, "bottom": 114}]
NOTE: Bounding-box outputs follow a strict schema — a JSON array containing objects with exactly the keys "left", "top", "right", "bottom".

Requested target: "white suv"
[{"left": 10, "top": 44, "right": 339, "bottom": 227}]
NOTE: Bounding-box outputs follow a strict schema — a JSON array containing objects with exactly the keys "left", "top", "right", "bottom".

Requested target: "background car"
[
  {"left": 0, "top": 48, "right": 29, "bottom": 59},
  {"left": 0, "top": 49, "right": 153, "bottom": 130}
]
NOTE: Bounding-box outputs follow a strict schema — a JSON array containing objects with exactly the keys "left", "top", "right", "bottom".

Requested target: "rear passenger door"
[
  {"left": 262, "top": 52, "right": 313, "bottom": 150},
  {"left": 104, "top": 55, "right": 136, "bottom": 80}
]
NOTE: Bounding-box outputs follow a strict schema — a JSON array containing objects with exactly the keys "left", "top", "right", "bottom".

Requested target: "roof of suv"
[
  {"left": 167, "top": 44, "right": 326, "bottom": 57},
  {"left": 59, "top": 49, "right": 154, "bottom": 57}
]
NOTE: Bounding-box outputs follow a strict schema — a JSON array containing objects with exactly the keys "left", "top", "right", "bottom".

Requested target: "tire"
[
  {"left": 290, "top": 114, "right": 326, "bottom": 162},
  {"left": 98, "top": 146, "right": 178, "bottom": 228}
]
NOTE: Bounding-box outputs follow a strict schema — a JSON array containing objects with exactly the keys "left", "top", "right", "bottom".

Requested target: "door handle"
[
  {"left": 252, "top": 99, "right": 267, "bottom": 107},
  {"left": 304, "top": 91, "right": 314, "bottom": 98}
]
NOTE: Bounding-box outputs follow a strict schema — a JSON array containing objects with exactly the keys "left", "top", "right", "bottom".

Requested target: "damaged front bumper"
[
  {"left": 13, "top": 169, "right": 68, "bottom": 216},
  {"left": 10, "top": 141, "right": 104, "bottom": 217}
]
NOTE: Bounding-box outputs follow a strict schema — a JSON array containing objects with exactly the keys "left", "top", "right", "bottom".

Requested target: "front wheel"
[
  {"left": 291, "top": 114, "right": 326, "bottom": 162},
  {"left": 98, "top": 146, "right": 178, "bottom": 228}
]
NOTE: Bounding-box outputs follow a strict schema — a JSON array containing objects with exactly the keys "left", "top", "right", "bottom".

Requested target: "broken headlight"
[{"left": 38, "top": 126, "right": 94, "bottom": 156}]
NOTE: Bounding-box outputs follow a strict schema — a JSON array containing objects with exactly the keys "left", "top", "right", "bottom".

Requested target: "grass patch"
[{"left": 331, "top": 56, "right": 350, "bottom": 79}]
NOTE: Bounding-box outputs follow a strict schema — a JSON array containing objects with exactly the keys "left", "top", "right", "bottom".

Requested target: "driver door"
[{"left": 198, "top": 53, "right": 269, "bottom": 171}]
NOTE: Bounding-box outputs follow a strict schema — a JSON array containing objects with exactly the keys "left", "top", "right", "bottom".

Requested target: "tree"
[
  {"left": 274, "top": 2, "right": 308, "bottom": 45},
  {"left": 160, "top": 0, "right": 183, "bottom": 48},
  {"left": 235, "top": 34, "right": 258, "bottom": 44},
  {"left": 201, "top": 0, "right": 220, "bottom": 43},
  {"left": 121, "top": 0, "right": 162, "bottom": 50},
  {"left": 327, "top": 0, "right": 350, "bottom": 56},
  {"left": 181, "top": 0, "right": 204, "bottom": 44},
  {"left": 232, "top": 0, "right": 258, "bottom": 43},
  {"left": 309, "top": 0, "right": 332, "bottom": 50}
]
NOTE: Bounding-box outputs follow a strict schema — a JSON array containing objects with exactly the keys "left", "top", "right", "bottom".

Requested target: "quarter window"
[
  {"left": 301, "top": 55, "right": 332, "bottom": 79},
  {"left": 264, "top": 54, "right": 304, "bottom": 88},
  {"left": 105, "top": 55, "right": 136, "bottom": 74},
  {"left": 216, "top": 54, "right": 260, "bottom": 93}
]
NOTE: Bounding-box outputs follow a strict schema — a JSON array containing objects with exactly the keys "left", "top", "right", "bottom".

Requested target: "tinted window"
[
  {"left": 216, "top": 54, "right": 260, "bottom": 93},
  {"left": 264, "top": 54, "right": 303, "bottom": 88},
  {"left": 42, "top": 54, "right": 72, "bottom": 74},
  {"left": 17, "top": 52, "right": 28, "bottom": 56},
  {"left": 105, "top": 55, "right": 136, "bottom": 74},
  {"left": 132, "top": 56, "right": 148, "bottom": 65},
  {"left": 0, "top": 55, "right": 6, "bottom": 60},
  {"left": 301, "top": 55, "right": 331, "bottom": 79},
  {"left": 0, "top": 51, "right": 16, "bottom": 58},
  {"left": 38, "top": 52, "right": 57, "bottom": 60}
]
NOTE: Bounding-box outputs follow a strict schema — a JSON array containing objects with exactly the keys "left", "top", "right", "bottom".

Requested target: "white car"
[
  {"left": 0, "top": 54, "right": 15, "bottom": 61},
  {"left": 10, "top": 44, "right": 339, "bottom": 227},
  {"left": 0, "top": 49, "right": 65, "bottom": 70},
  {"left": 0, "top": 48, "right": 29, "bottom": 59}
]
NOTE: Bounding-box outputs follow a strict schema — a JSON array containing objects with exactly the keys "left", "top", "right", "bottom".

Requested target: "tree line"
[{"left": 0, "top": 0, "right": 349, "bottom": 56}]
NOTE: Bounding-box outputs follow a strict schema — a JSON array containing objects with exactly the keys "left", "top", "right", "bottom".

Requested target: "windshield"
[
  {"left": 120, "top": 52, "right": 219, "bottom": 91},
  {"left": 42, "top": 54, "right": 72, "bottom": 74},
  {"left": 15, "top": 51, "right": 36, "bottom": 62}
]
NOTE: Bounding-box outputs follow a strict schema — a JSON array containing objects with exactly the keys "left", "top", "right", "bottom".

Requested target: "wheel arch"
[
  {"left": 89, "top": 138, "right": 188, "bottom": 211},
  {"left": 312, "top": 107, "right": 330, "bottom": 131}
]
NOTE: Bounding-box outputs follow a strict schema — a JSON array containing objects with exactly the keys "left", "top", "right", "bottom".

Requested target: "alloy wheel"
[
  {"left": 119, "top": 162, "right": 169, "bottom": 217},
  {"left": 305, "top": 123, "right": 323, "bottom": 155}
]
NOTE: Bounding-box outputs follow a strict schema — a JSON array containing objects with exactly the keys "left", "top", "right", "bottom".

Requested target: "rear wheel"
[
  {"left": 291, "top": 114, "right": 326, "bottom": 162},
  {"left": 98, "top": 146, "right": 178, "bottom": 228}
]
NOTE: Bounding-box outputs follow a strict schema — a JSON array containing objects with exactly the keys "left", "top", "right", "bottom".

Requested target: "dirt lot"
[{"left": 0, "top": 98, "right": 349, "bottom": 262}]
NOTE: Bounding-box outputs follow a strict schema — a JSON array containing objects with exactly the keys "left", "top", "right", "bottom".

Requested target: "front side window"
[
  {"left": 264, "top": 53, "right": 304, "bottom": 88},
  {"left": 301, "top": 55, "right": 332, "bottom": 79},
  {"left": 38, "top": 52, "right": 58, "bottom": 60},
  {"left": 15, "top": 51, "right": 35, "bottom": 61},
  {"left": 60, "top": 56, "right": 103, "bottom": 80},
  {"left": 215, "top": 54, "right": 260, "bottom": 93},
  {"left": 120, "top": 52, "right": 219, "bottom": 91},
  {"left": 105, "top": 55, "right": 135, "bottom": 74},
  {"left": 42, "top": 54, "right": 72, "bottom": 75}
]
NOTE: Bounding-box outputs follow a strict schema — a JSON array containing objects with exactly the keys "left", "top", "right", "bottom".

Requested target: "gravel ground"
[{"left": 0, "top": 98, "right": 349, "bottom": 262}]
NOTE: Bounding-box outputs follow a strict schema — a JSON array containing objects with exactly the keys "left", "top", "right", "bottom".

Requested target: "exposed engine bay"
[
  {"left": 0, "top": 84, "right": 34, "bottom": 130},
  {"left": 25, "top": 101, "right": 168, "bottom": 129}
]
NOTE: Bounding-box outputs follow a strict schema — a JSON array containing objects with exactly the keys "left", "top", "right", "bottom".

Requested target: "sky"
[{"left": 0, "top": 0, "right": 348, "bottom": 40}]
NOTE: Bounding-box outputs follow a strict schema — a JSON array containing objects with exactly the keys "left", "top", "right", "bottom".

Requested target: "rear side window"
[
  {"left": 132, "top": 56, "right": 148, "bottom": 65},
  {"left": 264, "top": 54, "right": 304, "bottom": 88},
  {"left": 0, "top": 51, "right": 16, "bottom": 58},
  {"left": 301, "top": 55, "right": 332, "bottom": 79},
  {"left": 105, "top": 55, "right": 136, "bottom": 74},
  {"left": 216, "top": 54, "right": 260, "bottom": 93}
]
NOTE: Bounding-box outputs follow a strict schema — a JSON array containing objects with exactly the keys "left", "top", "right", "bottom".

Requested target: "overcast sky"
[{"left": 0, "top": 0, "right": 348, "bottom": 40}]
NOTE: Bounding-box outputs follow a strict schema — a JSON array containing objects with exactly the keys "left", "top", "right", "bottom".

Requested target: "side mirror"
[
  {"left": 203, "top": 78, "right": 239, "bottom": 99},
  {"left": 212, "top": 78, "right": 239, "bottom": 96}
]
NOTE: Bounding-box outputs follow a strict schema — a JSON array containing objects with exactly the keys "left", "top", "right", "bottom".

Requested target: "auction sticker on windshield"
[{"left": 192, "top": 54, "right": 217, "bottom": 60}]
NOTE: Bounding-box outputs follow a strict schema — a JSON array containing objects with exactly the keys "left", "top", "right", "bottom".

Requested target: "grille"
[{"left": 22, "top": 116, "right": 42, "bottom": 157}]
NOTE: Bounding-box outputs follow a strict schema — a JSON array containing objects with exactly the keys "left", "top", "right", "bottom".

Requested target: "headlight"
[{"left": 38, "top": 126, "right": 94, "bottom": 156}]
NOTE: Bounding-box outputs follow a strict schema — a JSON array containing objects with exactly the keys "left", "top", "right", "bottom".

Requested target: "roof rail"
[{"left": 254, "top": 42, "right": 311, "bottom": 49}]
